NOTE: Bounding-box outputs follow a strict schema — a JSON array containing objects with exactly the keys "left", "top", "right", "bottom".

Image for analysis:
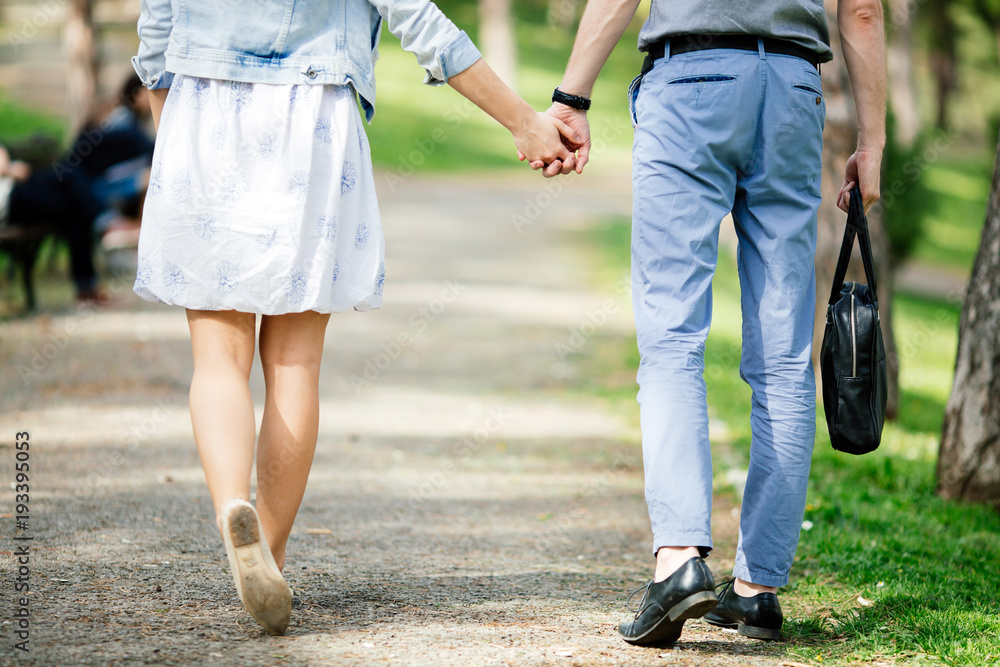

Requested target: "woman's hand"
[
  {"left": 513, "top": 112, "right": 580, "bottom": 178},
  {"left": 147, "top": 88, "right": 169, "bottom": 132}
]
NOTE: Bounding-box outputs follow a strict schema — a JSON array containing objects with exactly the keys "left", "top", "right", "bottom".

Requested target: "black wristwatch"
[{"left": 552, "top": 87, "right": 591, "bottom": 111}]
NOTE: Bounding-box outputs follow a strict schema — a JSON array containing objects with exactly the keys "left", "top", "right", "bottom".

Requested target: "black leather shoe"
[
  {"left": 703, "top": 578, "right": 783, "bottom": 640},
  {"left": 618, "top": 557, "right": 718, "bottom": 646}
]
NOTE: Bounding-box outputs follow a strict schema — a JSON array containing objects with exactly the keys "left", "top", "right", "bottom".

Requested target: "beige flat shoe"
[{"left": 220, "top": 499, "right": 292, "bottom": 635}]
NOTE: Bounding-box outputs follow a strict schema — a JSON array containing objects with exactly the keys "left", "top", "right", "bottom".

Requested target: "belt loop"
[
  {"left": 757, "top": 37, "right": 766, "bottom": 59},
  {"left": 664, "top": 38, "right": 672, "bottom": 62}
]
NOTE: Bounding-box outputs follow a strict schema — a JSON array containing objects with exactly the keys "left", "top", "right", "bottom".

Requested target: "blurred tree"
[
  {"left": 937, "top": 138, "right": 1000, "bottom": 509},
  {"left": 967, "top": 0, "right": 1000, "bottom": 61},
  {"left": 814, "top": 1, "right": 900, "bottom": 419},
  {"left": 480, "top": 0, "right": 518, "bottom": 91},
  {"left": 887, "top": 0, "right": 920, "bottom": 147},
  {"left": 64, "top": 0, "right": 99, "bottom": 135},
  {"left": 876, "top": 108, "right": 935, "bottom": 265},
  {"left": 927, "top": 0, "right": 958, "bottom": 130}
]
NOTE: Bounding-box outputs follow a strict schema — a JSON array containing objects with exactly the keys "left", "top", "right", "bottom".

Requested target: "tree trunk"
[
  {"left": 814, "top": 2, "right": 900, "bottom": 419},
  {"left": 937, "top": 140, "right": 1000, "bottom": 509},
  {"left": 64, "top": 0, "right": 99, "bottom": 135},
  {"left": 887, "top": 0, "right": 920, "bottom": 148},
  {"left": 927, "top": 0, "right": 957, "bottom": 131},
  {"left": 479, "top": 0, "right": 518, "bottom": 91}
]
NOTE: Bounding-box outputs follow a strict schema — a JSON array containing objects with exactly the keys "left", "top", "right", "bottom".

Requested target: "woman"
[{"left": 132, "top": 0, "right": 577, "bottom": 635}]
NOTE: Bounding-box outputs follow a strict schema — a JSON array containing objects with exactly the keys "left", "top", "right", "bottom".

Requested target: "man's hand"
[
  {"left": 518, "top": 105, "right": 591, "bottom": 177},
  {"left": 838, "top": 147, "right": 881, "bottom": 213},
  {"left": 512, "top": 111, "right": 580, "bottom": 177}
]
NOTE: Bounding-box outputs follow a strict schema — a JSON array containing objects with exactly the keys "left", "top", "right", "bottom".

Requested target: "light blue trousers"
[{"left": 629, "top": 40, "right": 825, "bottom": 587}]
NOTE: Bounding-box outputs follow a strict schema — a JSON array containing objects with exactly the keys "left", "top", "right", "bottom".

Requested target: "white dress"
[{"left": 134, "top": 74, "right": 384, "bottom": 314}]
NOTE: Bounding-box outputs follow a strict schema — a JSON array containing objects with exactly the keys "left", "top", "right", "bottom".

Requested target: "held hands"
[
  {"left": 515, "top": 104, "right": 591, "bottom": 178},
  {"left": 512, "top": 111, "right": 583, "bottom": 178},
  {"left": 838, "top": 147, "right": 882, "bottom": 213}
]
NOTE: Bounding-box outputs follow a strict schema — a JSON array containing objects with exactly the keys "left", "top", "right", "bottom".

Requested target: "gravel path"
[{"left": 2, "top": 172, "right": 814, "bottom": 666}]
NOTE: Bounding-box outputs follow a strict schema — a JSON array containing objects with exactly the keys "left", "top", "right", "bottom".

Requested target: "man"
[{"left": 537, "top": 0, "right": 886, "bottom": 646}]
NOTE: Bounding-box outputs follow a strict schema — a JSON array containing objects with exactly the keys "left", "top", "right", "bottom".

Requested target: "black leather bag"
[{"left": 819, "top": 187, "right": 888, "bottom": 455}]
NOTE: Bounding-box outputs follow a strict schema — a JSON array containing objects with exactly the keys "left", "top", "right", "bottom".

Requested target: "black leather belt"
[{"left": 646, "top": 34, "right": 820, "bottom": 67}]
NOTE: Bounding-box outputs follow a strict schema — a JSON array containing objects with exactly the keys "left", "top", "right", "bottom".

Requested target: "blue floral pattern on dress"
[
  {"left": 335, "top": 85, "right": 354, "bottom": 101},
  {"left": 163, "top": 262, "right": 187, "bottom": 298},
  {"left": 331, "top": 259, "right": 340, "bottom": 287},
  {"left": 194, "top": 214, "right": 217, "bottom": 241},
  {"left": 256, "top": 229, "right": 278, "bottom": 253},
  {"left": 314, "top": 117, "right": 334, "bottom": 144},
  {"left": 289, "top": 85, "right": 312, "bottom": 112},
  {"left": 284, "top": 268, "right": 307, "bottom": 305},
  {"left": 354, "top": 222, "right": 370, "bottom": 250},
  {"left": 172, "top": 170, "right": 192, "bottom": 201},
  {"left": 134, "top": 257, "right": 152, "bottom": 292},
  {"left": 229, "top": 82, "right": 253, "bottom": 113},
  {"left": 257, "top": 132, "right": 278, "bottom": 160},
  {"left": 217, "top": 168, "right": 248, "bottom": 204},
  {"left": 216, "top": 260, "right": 239, "bottom": 297},
  {"left": 289, "top": 170, "right": 310, "bottom": 204},
  {"left": 375, "top": 261, "right": 385, "bottom": 296},
  {"left": 187, "top": 77, "right": 210, "bottom": 110},
  {"left": 316, "top": 214, "right": 337, "bottom": 242},
  {"left": 210, "top": 123, "right": 227, "bottom": 150},
  {"left": 341, "top": 162, "right": 357, "bottom": 195},
  {"left": 148, "top": 163, "right": 163, "bottom": 196}
]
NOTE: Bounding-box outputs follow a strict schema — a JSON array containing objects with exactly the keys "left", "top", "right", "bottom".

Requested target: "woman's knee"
[
  {"left": 259, "top": 312, "right": 329, "bottom": 371},
  {"left": 187, "top": 309, "right": 257, "bottom": 372}
]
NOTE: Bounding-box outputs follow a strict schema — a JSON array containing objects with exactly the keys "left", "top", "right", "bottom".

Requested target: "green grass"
[
  {"left": 0, "top": 91, "right": 65, "bottom": 144},
  {"left": 589, "top": 213, "right": 1000, "bottom": 666},
  {"left": 909, "top": 147, "right": 996, "bottom": 272}
]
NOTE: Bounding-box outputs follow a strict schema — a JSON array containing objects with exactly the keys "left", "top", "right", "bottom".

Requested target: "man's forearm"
[
  {"left": 838, "top": 0, "right": 887, "bottom": 151},
  {"left": 559, "top": 0, "right": 642, "bottom": 98}
]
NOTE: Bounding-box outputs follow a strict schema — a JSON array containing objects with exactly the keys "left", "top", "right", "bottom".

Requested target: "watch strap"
[{"left": 552, "top": 88, "right": 591, "bottom": 111}]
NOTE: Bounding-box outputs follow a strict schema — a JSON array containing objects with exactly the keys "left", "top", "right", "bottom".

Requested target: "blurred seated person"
[
  {"left": 63, "top": 73, "right": 156, "bottom": 246},
  {"left": 1, "top": 143, "right": 106, "bottom": 301},
  {"left": 0, "top": 74, "right": 156, "bottom": 301}
]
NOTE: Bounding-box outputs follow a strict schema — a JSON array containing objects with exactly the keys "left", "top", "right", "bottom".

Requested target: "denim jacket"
[{"left": 131, "top": 0, "right": 482, "bottom": 122}]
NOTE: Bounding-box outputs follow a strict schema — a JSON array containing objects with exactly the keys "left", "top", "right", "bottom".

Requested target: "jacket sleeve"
[
  {"left": 131, "top": 0, "right": 174, "bottom": 90},
  {"left": 368, "top": 0, "right": 482, "bottom": 86}
]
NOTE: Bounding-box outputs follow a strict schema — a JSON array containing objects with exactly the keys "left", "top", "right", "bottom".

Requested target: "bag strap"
[{"left": 827, "top": 186, "right": 880, "bottom": 310}]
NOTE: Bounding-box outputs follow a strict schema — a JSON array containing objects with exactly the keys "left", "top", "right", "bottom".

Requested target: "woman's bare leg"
[
  {"left": 186, "top": 309, "right": 257, "bottom": 526},
  {"left": 255, "top": 310, "right": 330, "bottom": 570}
]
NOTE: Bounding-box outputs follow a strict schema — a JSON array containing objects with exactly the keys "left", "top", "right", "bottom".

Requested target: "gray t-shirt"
[{"left": 638, "top": 0, "right": 833, "bottom": 62}]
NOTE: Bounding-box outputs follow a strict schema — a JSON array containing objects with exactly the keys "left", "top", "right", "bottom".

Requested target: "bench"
[{"left": 0, "top": 222, "right": 58, "bottom": 311}]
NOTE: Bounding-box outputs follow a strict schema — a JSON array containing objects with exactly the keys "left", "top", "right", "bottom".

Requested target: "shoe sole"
[
  {"left": 224, "top": 503, "right": 292, "bottom": 636},
  {"left": 620, "top": 590, "right": 719, "bottom": 646},
  {"left": 738, "top": 623, "right": 780, "bottom": 641},
  {"left": 705, "top": 616, "right": 780, "bottom": 641}
]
